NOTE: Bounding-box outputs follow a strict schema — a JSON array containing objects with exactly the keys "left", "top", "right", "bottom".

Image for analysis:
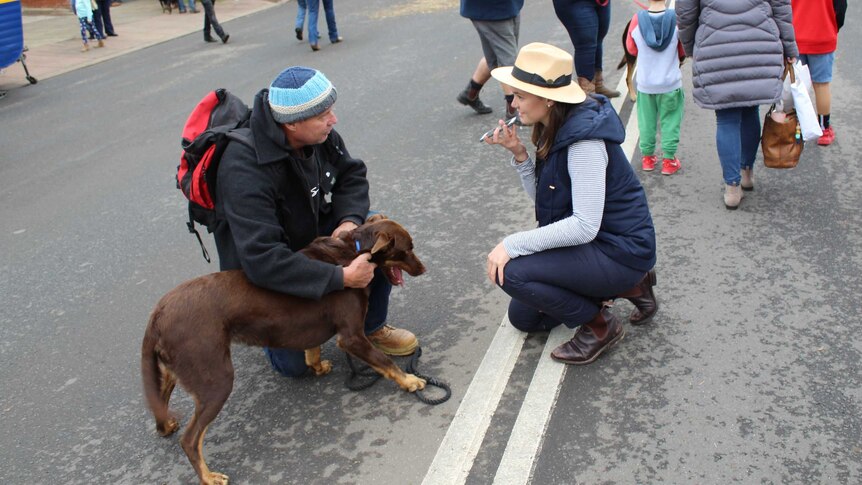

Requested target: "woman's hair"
[{"left": 532, "top": 102, "right": 574, "bottom": 160}]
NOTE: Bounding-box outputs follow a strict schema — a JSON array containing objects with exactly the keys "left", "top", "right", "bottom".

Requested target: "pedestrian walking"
[
  {"left": 626, "top": 0, "right": 685, "bottom": 175},
  {"left": 677, "top": 0, "right": 798, "bottom": 209},
  {"left": 294, "top": 0, "right": 307, "bottom": 40},
  {"left": 791, "top": 0, "right": 846, "bottom": 146},
  {"left": 200, "top": 0, "right": 229, "bottom": 44},
  {"left": 177, "top": 0, "right": 199, "bottom": 14},
  {"left": 93, "top": 0, "right": 117, "bottom": 36},
  {"left": 306, "top": 0, "right": 342, "bottom": 52},
  {"left": 457, "top": 0, "right": 523, "bottom": 118},
  {"left": 552, "top": 0, "right": 619, "bottom": 97},
  {"left": 73, "top": 0, "right": 104, "bottom": 52},
  {"left": 483, "top": 43, "right": 658, "bottom": 366}
]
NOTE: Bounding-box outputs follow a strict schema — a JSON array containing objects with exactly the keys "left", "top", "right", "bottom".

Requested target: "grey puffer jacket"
[{"left": 677, "top": 0, "right": 798, "bottom": 110}]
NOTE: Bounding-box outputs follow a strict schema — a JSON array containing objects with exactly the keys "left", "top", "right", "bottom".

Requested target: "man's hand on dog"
[
  {"left": 332, "top": 220, "right": 359, "bottom": 238},
  {"left": 343, "top": 253, "right": 376, "bottom": 288}
]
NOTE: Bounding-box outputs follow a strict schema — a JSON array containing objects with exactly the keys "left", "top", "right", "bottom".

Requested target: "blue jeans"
[
  {"left": 552, "top": 0, "right": 611, "bottom": 80},
  {"left": 295, "top": 0, "right": 307, "bottom": 30},
  {"left": 179, "top": 0, "right": 197, "bottom": 13},
  {"left": 501, "top": 243, "right": 643, "bottom": 331},
  {"left": 714, "top": 106, "right": 761, "bottom": 185},
  {"left": 307, "top": 0, "right": 338, "bottom": 44}
]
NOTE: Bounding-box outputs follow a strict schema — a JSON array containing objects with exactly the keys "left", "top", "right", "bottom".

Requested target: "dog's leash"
[{"left": 344, "top": 347, "right": 452, "bottom": 405}]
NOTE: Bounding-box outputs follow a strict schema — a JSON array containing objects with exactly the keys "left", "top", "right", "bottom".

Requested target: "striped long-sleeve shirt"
[{"left": 503, "top": 139, "right": 607, "bottom": 258}]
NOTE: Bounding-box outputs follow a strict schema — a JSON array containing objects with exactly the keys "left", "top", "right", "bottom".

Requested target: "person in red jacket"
[{"left": 791, "top": 0, "right": 846, "bottom": 146}]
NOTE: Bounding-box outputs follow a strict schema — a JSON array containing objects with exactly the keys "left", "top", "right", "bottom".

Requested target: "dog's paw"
[
  {"left": 311, "top": 359, "right": 332, "bottom": 376},
  {"left": 402, "top": 374, "right": 427, "bottom": 392},
  {"left": 157, "top": 416, "right": 179, "bottom": 437},
  {"left": 204, "top": 471, "right": 229, "bottom": 485}
]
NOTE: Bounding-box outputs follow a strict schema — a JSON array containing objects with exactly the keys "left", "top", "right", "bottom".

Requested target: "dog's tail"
[{"left": 141, "top": 306, "right": 179, "bottom": 436}]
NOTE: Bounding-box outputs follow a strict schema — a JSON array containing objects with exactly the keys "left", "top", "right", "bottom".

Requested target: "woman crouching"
[{"left": 484, "top": 42, "right": 658, "bottom": 365}]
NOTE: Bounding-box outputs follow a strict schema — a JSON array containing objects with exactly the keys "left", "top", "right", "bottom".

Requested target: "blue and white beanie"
[{"left": 268, "top": 67, "right": 337, "bottom": 124}]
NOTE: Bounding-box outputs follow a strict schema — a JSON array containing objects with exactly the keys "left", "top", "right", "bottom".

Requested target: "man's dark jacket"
[{"left": 213, "top": 88, "right": 370, "bottom": 300}]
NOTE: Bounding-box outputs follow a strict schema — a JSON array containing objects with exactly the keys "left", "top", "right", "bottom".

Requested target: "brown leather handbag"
[
  {"left": 761, "top": 107, "right": 803, "bottom": 168},
  {"left": 761, "top": 63, "right": 803, "bottom": 169}
]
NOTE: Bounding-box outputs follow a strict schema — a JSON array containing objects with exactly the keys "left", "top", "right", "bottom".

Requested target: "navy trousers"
[{"left": 501, "top": 242, "right": 643, "bottom": 332}]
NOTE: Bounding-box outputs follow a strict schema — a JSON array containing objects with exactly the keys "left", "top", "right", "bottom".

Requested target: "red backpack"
[{"left": 176, "top": 88, "right": 252, "bottom": 262}]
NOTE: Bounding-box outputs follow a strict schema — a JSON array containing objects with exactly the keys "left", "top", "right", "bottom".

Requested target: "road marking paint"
[
  {"left": 421, "top": 316, "right": 527, "bottom": 485},
  {"left": 491, "top": 325, "right": 572, "bottom": 484}
]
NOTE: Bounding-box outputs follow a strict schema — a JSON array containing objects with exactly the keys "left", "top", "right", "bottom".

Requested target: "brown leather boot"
[
  {"left": 593, "top": 70, "right": 620, "bottom": 98},
  {"left": 550, "top": 308, "right": 625, "bottom": 365},
  {"left": 617, "top": 269, "right": 658, "bottom": 325},
  {"left": 368, "top": 324, "right": 418, "bottom": 356},
  {"left": 577, "top": 76, "right": 595, "bottom": 95}
]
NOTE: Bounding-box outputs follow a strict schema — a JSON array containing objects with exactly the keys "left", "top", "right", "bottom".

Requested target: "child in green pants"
[{"left": 626, "top": 0, "right": 686, "bottom": 175}]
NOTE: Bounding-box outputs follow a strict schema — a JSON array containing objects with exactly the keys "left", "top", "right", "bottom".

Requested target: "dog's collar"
[{"left": 355, "top": 240, "right": 361, "bottom": 253}]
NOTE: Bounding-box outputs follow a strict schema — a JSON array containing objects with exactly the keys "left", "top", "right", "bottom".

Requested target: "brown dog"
[
  {"left": 141, "top": 215, "right": 426, "bottom": 485},
  {"left": 617, "top": 18, "right": 638, "bottom": 102}
]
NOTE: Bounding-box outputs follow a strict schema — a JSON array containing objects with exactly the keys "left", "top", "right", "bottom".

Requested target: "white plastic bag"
[{"left": 777, "top": 61, "right": 822, "bottom": 141}]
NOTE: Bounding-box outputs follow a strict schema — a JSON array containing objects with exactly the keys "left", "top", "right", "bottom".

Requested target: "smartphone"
[{"left": 478, "top": 116, "right": 519, "bottom": 143}]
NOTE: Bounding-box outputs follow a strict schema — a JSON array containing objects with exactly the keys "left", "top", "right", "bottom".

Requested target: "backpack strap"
[{"left": 187, "top": 209, "right": 211, "bottom": 263}]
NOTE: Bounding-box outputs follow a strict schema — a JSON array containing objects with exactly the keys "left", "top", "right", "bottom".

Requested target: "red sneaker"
[
  {"left": 817, "top": 126, "right": 835, "bottom": 146},
  {"left": 641, "top": 155, "right": 657, "bottom": 171},
  {"left": 661, "top": 157, "right": 681, "bottom": 175}
]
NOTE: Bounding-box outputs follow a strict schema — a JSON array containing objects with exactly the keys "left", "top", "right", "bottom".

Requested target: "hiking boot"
[
  {"left": 368, "top": 324, "right": 418, "bottom": 356},
  {"left": 818, "top": 126, "right": 835, "bottom": 146},
  {"left": 457, "top": 89, "right": 492, "bottom": 114},
  {"left": 220, "top": 33, "right": 230, "bottom": 44},
  {"left": 594, "top": 70, "right": 620, "bottom": 98},
  {"left": 550, "top": 308, "right": 625, "bottom": 365},
  {"left": 641, "top": 155, "right": 657, "bottom": 172},
  {"left": 661, "top": 157, "right": 681, "bottom": 175},
  {"left": 204, "top": 34, "right": 217, "bottom": 43},
  {"left": 724, "top": 183, "right": 743, "bottom": 210},
  {"left": 740, "top": 168, "right": 754, "bottom": 191},
  {"left": 617, "top": 269, "right": 658, "bottom": 325},
  {"left": 295, "top": 27, "right": 303, "bottom": 40}
]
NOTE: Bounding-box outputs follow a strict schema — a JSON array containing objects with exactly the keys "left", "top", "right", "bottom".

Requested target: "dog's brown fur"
[
  {"left": 617, "top": 18, "right": 638, "bottom": 102},
  {"left": 141, "top": 215, "right": 426, "bottom": 485}
]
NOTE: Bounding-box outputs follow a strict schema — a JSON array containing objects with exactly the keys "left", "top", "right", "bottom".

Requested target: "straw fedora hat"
[{"left": 491, "top": 43, "right": 586, "bottom": 104}]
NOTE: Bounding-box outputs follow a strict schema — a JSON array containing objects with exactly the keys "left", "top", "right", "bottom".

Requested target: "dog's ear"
[
  {"left": 370, "top": 233, "right": 394, "bottom": 254},
  {"left": 366, "top": 213, "right": 388, "bottom": 224}
]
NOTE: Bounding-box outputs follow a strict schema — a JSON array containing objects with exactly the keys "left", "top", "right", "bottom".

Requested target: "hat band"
[{"left": 511, "top": 66, "right": 572, "bottom": 89}]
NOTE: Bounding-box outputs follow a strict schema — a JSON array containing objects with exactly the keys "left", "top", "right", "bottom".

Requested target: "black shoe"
[
  {"left": 107, "top": 32, "right": 118, "bottom": 37},
  {"left": 330, "top": 36, "right": 343, "bottom": 44},
  {"left": 88, "top": 35, "right": 95, "bottom": 40},
  {"left": 204, "top": 35, "right": 217, "bottom": 43},
  {"left": 221, "top": 34, "right": 230, "bottom": 44},
  {"left": 295, "top": 27, "right": 303, "bottom": 40},
  {"left": 457, "top": 90, "right": 492, "bottom": 115}
]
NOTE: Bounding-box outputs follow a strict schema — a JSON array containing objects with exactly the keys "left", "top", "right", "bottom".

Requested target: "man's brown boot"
[
  {"left": 368, "top": 324, "right": 418, "bottom": 356},
  {"left": 593, "top": 70, "right": 620, "bottom": 98},
  {"left": 577, "top": 76, "right": 595, "bottom": 95},
  {"left": 550, "top": 308, "right": 625, "bottom": 365},
  {"left": 617, "top": 269, "right": 658, "bottom": 325}
]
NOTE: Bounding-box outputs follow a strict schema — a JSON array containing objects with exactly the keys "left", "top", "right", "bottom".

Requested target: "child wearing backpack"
[{"left": 626, "top": 0, "right": 685, "bottom": 175}]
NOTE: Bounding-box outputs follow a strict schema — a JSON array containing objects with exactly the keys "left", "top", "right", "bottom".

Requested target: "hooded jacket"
[
  {"left": 677, "top": 0, "right": 798, "bottom": 110},
  {"left": 791, "top": 0, "right": 846, "bottom": 54},
  {"left": 213, "top": 88, "right": 370, "bottom": 300},
  {"left": 536, "top": 97, "right": 656, "bottom": 272}
]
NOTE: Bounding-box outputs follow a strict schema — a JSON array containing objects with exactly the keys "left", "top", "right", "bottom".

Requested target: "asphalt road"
[{"left": 1, "top": 0, "right": 861, "bottom": 484}]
